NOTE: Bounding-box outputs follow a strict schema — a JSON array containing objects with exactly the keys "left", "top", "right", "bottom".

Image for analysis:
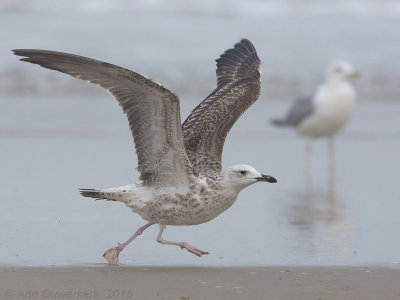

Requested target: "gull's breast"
[
  {"left": 297, "top": 83, "right": 356, "bottom": 138},
  {"left": 145, "top": 185, "right": 238, "bottom": 226}
]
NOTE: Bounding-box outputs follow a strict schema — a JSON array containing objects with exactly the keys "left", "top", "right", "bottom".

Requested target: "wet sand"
[{"left": 1, "top": 266, "right": 399, "bottom": 300}]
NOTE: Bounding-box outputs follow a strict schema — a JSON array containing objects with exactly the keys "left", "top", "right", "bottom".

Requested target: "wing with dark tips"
[
  {"left": 182, "top": 39, "right": 261, "bottom": 175},
  {"left": 13, "top": 49, "right": 193, "bottom": 187}
]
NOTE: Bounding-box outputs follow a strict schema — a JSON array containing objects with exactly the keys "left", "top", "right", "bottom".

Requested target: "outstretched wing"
[
  {"left": 13, "top": 49, "right": 193, "bottom": 187},
  {"left": 182, "top": 39, "right": 261, "bottom": 175}
]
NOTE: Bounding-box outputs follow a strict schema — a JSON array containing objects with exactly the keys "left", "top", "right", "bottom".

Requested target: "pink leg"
[
  {"left": 103, "top": 222, "right": 153, "bottom": 265},
  {"left": 156, "top": 225, "right": 209, "bottom": 257}
]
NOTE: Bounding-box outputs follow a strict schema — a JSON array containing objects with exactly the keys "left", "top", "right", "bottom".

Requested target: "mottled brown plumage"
[
  {"left": 13, "top": 39, "right": 260, "bottom": 183},
  {"left": 182, "top": 39, "right": 261, "bottom": 175},
  {"left": 12, "top": 49, "right": 193, "bottom": 187},
  {"left": 13, "top": 39, "right": 274, "bottom": 265}
]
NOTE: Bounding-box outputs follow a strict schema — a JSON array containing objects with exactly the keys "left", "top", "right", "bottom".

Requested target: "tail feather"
[
  {"left": 80, "top": 186, "right": 145, "bottom": 210},
  {"left": 79, "top": 188, "right": 134, "bottom": 203},
  {"left": 79, "top": 188, "right": 109, "bottom": 200}
]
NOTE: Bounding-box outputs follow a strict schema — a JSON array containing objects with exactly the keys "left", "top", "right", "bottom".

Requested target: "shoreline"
[{"left": 1, "top": 266, "right": 399, "bottom": 300}]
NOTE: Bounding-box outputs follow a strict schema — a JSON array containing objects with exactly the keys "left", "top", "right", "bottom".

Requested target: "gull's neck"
[{"left": 221, "top": 175, "right": 251, "bottom": 195}]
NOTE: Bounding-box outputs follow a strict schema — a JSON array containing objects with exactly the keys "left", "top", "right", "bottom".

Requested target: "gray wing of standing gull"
[
  {"left": 182, "top": 39, "right": 261, "bottom": 175},
  {"left": 13, "top": 49, "right": 194, "bottom": 187},
  {"left": 271, "top": 91, "right": 315, "bottom": 127}
]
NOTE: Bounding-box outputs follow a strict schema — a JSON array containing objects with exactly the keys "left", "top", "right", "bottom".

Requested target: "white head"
[
  {"left": 223, "top": 164, "right": 277, "bottom": 192},
  {"left": 325, "top": 60, "right": 360, "bottom": 83}
]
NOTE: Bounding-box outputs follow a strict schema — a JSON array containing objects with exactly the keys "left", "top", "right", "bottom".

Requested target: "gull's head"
[
  {"left": 325, "top": 60, "right": 360, "bottom": 82},
  {"left": 223, "top": 164, "right": 277, "bottom": 192}
]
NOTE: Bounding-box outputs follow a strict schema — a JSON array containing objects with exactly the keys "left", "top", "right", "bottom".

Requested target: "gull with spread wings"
[{"left": 14, "top": 39, "right": 277, "bottom": 265}]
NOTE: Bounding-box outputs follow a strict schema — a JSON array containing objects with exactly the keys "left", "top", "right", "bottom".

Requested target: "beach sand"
[{"left": 1, "top": 266, "right": 399, "bottom": 300}]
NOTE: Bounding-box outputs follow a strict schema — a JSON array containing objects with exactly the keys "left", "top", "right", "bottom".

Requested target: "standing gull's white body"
[
  {"left": 14, "top": 39, "right": 277, "bottom": 265},
  {"left": 272, "top": 60, "right": 359, "bottom": 191},
  {"left": 296, "top": 75, "right": 356, "bottom": 138}
]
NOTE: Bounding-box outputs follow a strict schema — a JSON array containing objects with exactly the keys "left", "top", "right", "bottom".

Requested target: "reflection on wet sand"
[
  {"left": 304, "top": 158, "right": 337, "bottom": 202},
  {"left": 286, "top": 189, "right": 355, "bottom": 262}
]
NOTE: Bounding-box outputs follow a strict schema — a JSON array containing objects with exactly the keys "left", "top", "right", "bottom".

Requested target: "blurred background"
[{"left": 0, "top": 0, "right": 399, "bottom": 267}]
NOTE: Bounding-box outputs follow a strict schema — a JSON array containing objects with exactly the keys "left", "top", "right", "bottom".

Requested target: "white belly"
[
  {"left": 125, "top": 181, "right": 239, "bottom": 226},
  {"left": 145, "top": 191, "right": 238, "bottom": 226},
  {"left": 297, "top": 82, "right": 356, "bottom": 138}
]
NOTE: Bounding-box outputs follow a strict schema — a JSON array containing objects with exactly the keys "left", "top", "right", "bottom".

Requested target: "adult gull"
[
  {"left": 272, "top": 60, "right": 359, "bottom": 192},
  {"left": 14, "top": 39, "right": 277, "bottom": 265}
]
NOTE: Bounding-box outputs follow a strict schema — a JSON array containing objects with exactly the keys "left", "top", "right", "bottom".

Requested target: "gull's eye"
[{"left": 240, "top": 170, "right": 247, "bottom": 175}]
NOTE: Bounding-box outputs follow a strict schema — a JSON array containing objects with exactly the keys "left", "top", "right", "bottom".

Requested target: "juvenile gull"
[
  {"left": 272, "top": 60, "right": 359, "bottom": 191},
  {"left": 14, "top": 39, "right": 277, "bottom": 265}
]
